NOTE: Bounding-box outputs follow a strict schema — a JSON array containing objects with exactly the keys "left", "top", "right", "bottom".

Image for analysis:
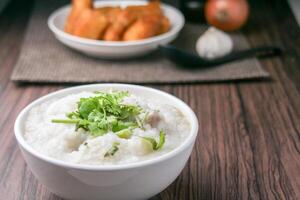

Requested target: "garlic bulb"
[{"left": 196, "top": 27, "right": 233, "bottom": 59}]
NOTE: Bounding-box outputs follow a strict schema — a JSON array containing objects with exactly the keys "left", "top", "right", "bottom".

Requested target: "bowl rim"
[
  {"left": 14, "top": 84, "right": 198, "bottom": 171},
  {"left": 47, "top": 0, "right": 185, "bottom": 47}
]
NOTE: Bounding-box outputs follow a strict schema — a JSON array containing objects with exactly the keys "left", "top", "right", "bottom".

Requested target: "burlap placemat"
[{"left": 11, "top": 0, "right": 269, "bottom": 84}]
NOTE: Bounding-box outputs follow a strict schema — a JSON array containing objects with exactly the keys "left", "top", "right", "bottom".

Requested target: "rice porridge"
[{"left": 24, "top": 90, "right": 190, "bottom": 165}]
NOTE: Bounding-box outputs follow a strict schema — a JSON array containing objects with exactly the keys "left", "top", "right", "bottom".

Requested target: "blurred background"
[
  {"left": 0, "top": 0, "right": 300, "bottom": 200},
  {"left": 1, "top": 0, "right": 299, "bottom": 26}
]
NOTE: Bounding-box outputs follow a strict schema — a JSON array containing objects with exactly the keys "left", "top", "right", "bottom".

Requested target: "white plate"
[{"left": 48, "top": 0, "right": 185, "bottom": 59}]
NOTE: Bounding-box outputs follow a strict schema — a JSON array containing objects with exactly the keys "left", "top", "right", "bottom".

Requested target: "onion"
[{"left": 205, "top": 0, "right": 249, "bottom": 31}]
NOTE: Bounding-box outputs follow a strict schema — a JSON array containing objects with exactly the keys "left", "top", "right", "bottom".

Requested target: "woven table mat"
[{"left": 11, "top": 0, "right": 269, "bottom": 84}]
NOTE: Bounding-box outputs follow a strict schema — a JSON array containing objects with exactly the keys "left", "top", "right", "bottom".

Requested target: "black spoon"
[{"left": 159, "top": 45, "right": 282, "bottom": 68}]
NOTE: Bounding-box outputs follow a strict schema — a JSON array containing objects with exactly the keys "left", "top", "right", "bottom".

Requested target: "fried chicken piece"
[
  {"left": 122, "top": 1, "right": 167, "bottom": 41},
  {"left": 94, "top": 7, "right": 123, "bottom": 40},
  {"left": 64, "top": 0, "right": 170, "bottom": 41},
  {"left": 126, "top": 1, "right": 162, "bottom": 17},
  {"left": 72, "top": 9, "right": 108, "bottom": 40},
  {"left": 123, "top": 15, "right": 162, "bottom": 41},
  {"left": 64, "top": 0, "right": 92, "bottom": 34},
  {"left": 103, "top": 9, "right": 137, "bottom": 41},
  {"left": 159, "top": 15, "right": 171, "bottom": 34},
  {"left": 103, "top": 2, "right": 162, "bottom": 41},
  {"left": 102, "top": 24, "right": 124, "bottom": 41},
  {"left": 95, "top": 6, "right": 122, "bottom": 23}
]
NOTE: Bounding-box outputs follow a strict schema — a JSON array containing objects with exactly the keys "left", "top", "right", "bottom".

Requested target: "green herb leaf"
[
  {"left": 156, "top": 130, "right": 166, "bottom": 150},
  {"left": 78, "top": 99, "right": 98, "bottom": 119},
  {"left": 52, "top": 91, "right": 143, "bottom": 136},
  {"left": 112, "top": 121, "right": 137, "bottom": 132},
  {"left": 104, "top": 142, "right": 120, "bottom": 157}
]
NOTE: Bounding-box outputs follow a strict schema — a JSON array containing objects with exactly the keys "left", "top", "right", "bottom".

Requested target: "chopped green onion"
[
  {"left": 104, "top": 142, "right": 120, "bottom": 157},
  {"left": 135, "top": 116, "right": 143, "bottom": 129},
  {"left": 141, "top": 112, "right": 149, "bottom": 125},
  {"left": 116, "top": 129, "right": 132, "bottom": 139},
  {"left": 156, "top": 130, "right": 166, "bottom": 150},
  {"left": 51, "top": 119, "right": 80, "bottom": 124},
  {"left": 140, "top": 130, "right": 166, "bottom": 150}
]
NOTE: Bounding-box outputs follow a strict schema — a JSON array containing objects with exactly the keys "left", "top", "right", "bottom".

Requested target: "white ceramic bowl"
[
  {"left": 48, "top": 1, "right": 185, "bottom": 59},
  {"left": 14, "top": 84, "right": 198, "bottom": 200}
]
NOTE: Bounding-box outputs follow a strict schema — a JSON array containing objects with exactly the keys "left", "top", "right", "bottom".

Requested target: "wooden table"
[{"left": 0, "top": 0, "right": 299, "bottom": 199}]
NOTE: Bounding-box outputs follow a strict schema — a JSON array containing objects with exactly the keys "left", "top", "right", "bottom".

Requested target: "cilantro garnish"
[
  {"left": 52, "top": 91, "right": 167, "bottom": 154},
  {"left": 140, "top": 130, "right": 166, "bottom": 150},
  {"left": 104, "top": 142, "right": 120, "bottom": 157},
  {"left": 52, "top": 91, "right": 142, "bottom": 137}
]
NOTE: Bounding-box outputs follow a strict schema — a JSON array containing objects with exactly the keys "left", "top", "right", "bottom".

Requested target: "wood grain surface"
[{"left": 0, "top": 0, "right": 299, "bottom": 199}]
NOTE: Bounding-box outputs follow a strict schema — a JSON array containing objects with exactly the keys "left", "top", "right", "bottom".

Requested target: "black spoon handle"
[
  {"left": 209, "top": 46, "right": 282, "bottom": 66},
  {"left": 159, "top": 44, "right": 282, "bottom": 68}
]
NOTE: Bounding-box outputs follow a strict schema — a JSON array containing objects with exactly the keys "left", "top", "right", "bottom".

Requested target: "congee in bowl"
[{"left": 24, "top": 90, "right": 191, "bottom": 165}]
